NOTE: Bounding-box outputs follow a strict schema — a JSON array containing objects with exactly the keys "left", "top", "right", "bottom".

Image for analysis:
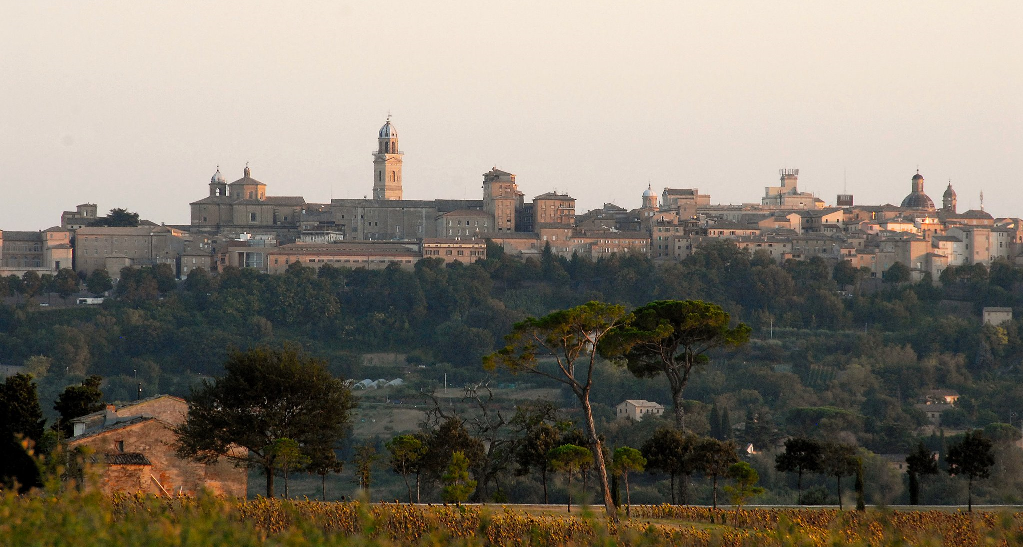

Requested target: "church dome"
[
  {"left": 211, "top": 168, "right": 225, "bottom": 184},
  {"left": 378, "top": 119, "right": 397, "bottom": 139},
  {"left": 944, "top": 183, "right": 956, "bottom": 199},
  {"left": 901, "top": 192, "right": 935, "bottom": 209},
  {"left": 642, "top": 184, "right": 656, "bottom": 198},
  {"left": 901, "top": 170, "right": 935, "bottom": 210}
]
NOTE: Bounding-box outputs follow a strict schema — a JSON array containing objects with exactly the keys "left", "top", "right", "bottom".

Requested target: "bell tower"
[
  {"left": 372, "top": 116, "right": 403, "bottom": 200},
  {"left": 942, "top": 182, "right": 957, "bottom": 214},
  {"left": 208, "top": 167, "right": 227, "bottom": 198}
]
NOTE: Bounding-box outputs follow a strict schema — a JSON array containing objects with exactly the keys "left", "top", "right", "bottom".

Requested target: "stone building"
[
  {"left": 0, "top": 227, "right": 73, "bottom": 276},
  {"left": 421, "top": 238, "right": 487, "bottom": 264},
  {"left": 482, "top": 167, "right": 523, "bottom": 233},
  {"left": 662, "top": 188, "right": 709, "bottom": 220},
  {"left": 60, "top": 203, "right": 99, "bottom": 231},
  {"left": 74, "top": 226, "right": 185, "bottom": 276},
  {"left": 0, "top": 228, "right": 74, "bottom": 278},
  {"left": 761, "top": 169, "right": 824, "bottom": 209},
  {"left": 533, "top": 192, "right": 576, "bottom": 226},
  {"left": 436, "top": 210, "right": 493, "bottom": 238},
  {"left": 329, "top": 198, "right": 484, "bottom": 241},
  {"left": 189, "top": 166, "right": 306, "bottom": 238},
  {"left": 616, "top": 399, "right": 665, "bottom": 421},
  {"left": 67, "top": 395, "right": 246, "bottom": 497},
  {"left": 265, "top": 242, "right": 420, "bottom": 273}
]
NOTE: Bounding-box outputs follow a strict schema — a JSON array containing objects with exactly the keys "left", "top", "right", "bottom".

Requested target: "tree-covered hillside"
[{"left": 3, "top": 240, "right": 1023, "bottom": 461}]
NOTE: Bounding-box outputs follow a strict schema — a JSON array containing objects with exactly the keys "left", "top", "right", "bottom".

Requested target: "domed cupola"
[
  {"left": 379, "top": 118, "right": 397, "bottom": 139},
  {"left": 208, "top": 165, "right": 228, "bottom": 197},
  {"left": 900, "top": 170, "right": 935, "bottom": 210},
  {"left": 942, "top": 181, "right": 958, "bottom": 213},
  {"left": 642, "top": 183, "right": 658, "bottom": 208}
]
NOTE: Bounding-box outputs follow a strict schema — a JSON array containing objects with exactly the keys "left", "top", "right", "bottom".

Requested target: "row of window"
[{"left": 1, "top": 259, "right": 42, "bottom": 267}]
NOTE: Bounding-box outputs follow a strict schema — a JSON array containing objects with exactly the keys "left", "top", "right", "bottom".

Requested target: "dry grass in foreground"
[{"left": 4, "top": 488, "right": 1023, "bottom": 546}]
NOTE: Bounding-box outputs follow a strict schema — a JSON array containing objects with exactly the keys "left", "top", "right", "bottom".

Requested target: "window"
[{"left": 250, "top": 212, "right": 257, "bottom": 222}]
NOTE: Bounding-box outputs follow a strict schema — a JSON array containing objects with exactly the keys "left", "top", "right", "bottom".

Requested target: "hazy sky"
[{"left": 2, "top": 1, "right": 1020, "bottom": 230}]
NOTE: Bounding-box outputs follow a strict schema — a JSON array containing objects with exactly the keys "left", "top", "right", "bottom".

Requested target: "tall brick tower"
[{"left": 372, "top": 116, "right": 403, "bottom": 200}]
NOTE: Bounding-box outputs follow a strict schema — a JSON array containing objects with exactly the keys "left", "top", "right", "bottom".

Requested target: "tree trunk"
[
  {"left": 680, "top": 474, "right": 690, "bottom": 505},
  {"left": 667, "top": 367, "right": 687, "bottom": 432},
  {"left": 542, "top": 467, "right": 549, "bottom": 504},
  {"left": 625, "top": 472, "right": 632, "bottom": 517},
  {"left": 567, "top": 472, "right": 573, "bottom": 513},
  {"left": 581, "top": 397, "right": 619, "bottom": 524},
  {"left": 836, "top": 475, "right": 842, "bottom": 510},
  {"left": 403, "top": 473, "right": 413, "bottom": 503},
  {"left": 284, "top": 466, "right": 290, "bottom": 499},
  {"left": 712, "top": 475, "right": 718, "bottom": 509},
  {"left": 670, "top": 473, "right": 676, "bottom": 505},
  {"left": 968, "top": 476, "right": 973, "bottom": 512},
  {"left": 908, "top": 472, "right": 919, "bottom": 505},
  {"left": 266, "top": 466, "right": 275, "bottom": 498},
  {"left": 322, "top": 473, "right": 327, "bottom": 501},
  {"left": 416, "top": 473, "right": 421, "bottom": 504},
  {"left": 797, "top": 469, "right": 803, "bottom": 505}
]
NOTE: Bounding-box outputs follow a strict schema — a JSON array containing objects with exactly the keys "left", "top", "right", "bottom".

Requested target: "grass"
[{"left": 5, "top": 485, "right": 1023, "bottom": 547}]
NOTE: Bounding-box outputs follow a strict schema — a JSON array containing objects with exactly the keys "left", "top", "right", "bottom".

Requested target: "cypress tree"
[{"left": 721, "top": 407, "right": 732, "bottom": 440}]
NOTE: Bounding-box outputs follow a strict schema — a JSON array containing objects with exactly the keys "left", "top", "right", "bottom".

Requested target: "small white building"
[
  {"left": 616, "top": 399, "right": 665, "bottom": 421},
  {"left": 983, "top": 307, "right": 1013, "bottom": 326}
]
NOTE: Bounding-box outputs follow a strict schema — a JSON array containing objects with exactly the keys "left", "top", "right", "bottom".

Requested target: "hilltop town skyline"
[
  {"left": 0, "top": 115, "right": 1014, "bottom": 233},
  {"left": 2, "top": 2, "right": 1021, "bottom": 230}
]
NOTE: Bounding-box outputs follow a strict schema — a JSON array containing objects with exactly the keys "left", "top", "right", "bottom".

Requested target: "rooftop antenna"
[{"left": 980, "top": 191, "right": 985, "bottom": 212}]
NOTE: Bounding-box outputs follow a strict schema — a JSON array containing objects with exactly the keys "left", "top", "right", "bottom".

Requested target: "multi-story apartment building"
[
  {"left": 482, "top": 168, "right": 523, "bottom": 233},
  {"left": 533, "top": 192, "right": 576, "bottom": 226}
]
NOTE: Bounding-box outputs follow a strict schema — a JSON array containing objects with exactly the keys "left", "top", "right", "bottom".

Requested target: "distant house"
[
  {"left": 879, "top": 454, "right": 910, "bottom": 473},
  {"left": 67, "top": 395, "right": 246, "bottom": 497},
  {"left": 616, "top": 400, "right": 664, "bottom": 421},
  {"left": 983, "top": 307, "right": 1013, "bottom": 326},
  {"left": 924, "top": 389, "right": 960, "bottom": 405},
  {"left": 915, "top": 402, "right": 954, "bottom": 426}
]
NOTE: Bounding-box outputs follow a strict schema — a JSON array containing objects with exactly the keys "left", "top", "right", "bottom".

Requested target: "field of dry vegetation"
[{"left": 4, "top": 488, "right": 1023, "bottom": 547}]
